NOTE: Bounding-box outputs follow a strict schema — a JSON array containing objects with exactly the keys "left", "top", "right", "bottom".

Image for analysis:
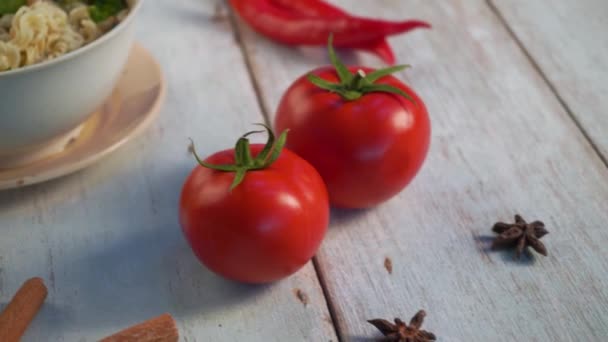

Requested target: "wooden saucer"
[{"left": 0, "top": 44, "right": 166, "bottom": 190}]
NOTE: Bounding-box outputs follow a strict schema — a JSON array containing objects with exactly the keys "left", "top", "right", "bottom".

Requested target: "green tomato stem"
[
  {"left": 307, "top": 34, "right": 416, "bottom": 105},
  {"left": 189, "top": 124, "right": 289, "bottom": 190}
]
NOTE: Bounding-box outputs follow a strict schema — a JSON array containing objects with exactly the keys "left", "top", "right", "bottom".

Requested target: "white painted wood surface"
[
  {"left": 0, "top": 1, "right": 336, "bottom": 341},
  {"left": 489, "top": 0, "right": 608, "bottom": 161},
  {"left": 2, "top": 0, "right": 608, "bottom": 341},
  {"left": 234, "top": 0, "right": 608, "bottom": 341}
]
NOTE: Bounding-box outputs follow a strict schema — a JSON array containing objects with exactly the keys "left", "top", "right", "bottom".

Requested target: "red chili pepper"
[
  {"left": 269, "top": 0, "right": 396, "bottom": 64},
  {"left": 270, "top": 0, "right": 351, "bottom": 18},
  {"left": 230, "top": 0, "right": 430, "bottom": 47}
]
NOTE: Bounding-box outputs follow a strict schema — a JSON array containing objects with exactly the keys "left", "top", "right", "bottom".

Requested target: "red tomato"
[
  {"left": 179, "top": 144, "right": 329, "bottom": 284},
  {"left": 275, "top": 66, "right": 430, "bottom": 208}
]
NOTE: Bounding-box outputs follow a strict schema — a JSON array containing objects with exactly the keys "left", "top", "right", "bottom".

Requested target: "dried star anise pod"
[
  {"left": 492, "top": 214, "right": 549, "bottom": 259},
  {"left": 368, "top": 310, "right": 436, "bottom": 341}
]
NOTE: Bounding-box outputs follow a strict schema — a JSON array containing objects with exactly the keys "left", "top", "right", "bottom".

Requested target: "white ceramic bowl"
[{"left": 0, "top": 0, "right": 144, "bottom": 166}]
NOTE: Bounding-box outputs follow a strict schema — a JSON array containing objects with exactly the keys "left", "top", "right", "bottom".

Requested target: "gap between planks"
[
  {"left": 226, "top": 1, "right": 272, "bottom": 125},
  {"left": 224, "top": 2, "right": 344, "bottom": 341},
  {"left": 486, "top": 0, "right": 608, "bottom": 169},
  {"left": 312, "top": 258, "right": 346, "bottom": 342}
]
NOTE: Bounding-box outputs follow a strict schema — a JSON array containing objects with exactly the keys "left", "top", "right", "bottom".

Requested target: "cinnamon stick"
[
  {"left": 99, "top": 313, "right": 178, "bottom": 342},
  {"left": 0, "top": 277, "right": 48, "bottom": 342}
]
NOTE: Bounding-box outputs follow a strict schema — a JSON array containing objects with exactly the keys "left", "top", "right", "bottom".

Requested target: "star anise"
[
  {"left": 368, "top": 310, "right": 436, "bottom": 341},
  {"left": 492, "top": 214, "right": 549, "bottom": 259}
]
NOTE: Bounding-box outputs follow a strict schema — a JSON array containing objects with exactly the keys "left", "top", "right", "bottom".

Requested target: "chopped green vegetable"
[
  {"left": 0, "top": 0, "right": 26, "bottom": 15},
  {"left": 57, "top": 0, "right": 86, "bottom": 6},
  {"left": 88, "top": 0, "right": 126, "bottom": 23},
  {"left": 57, "top": 0, "right": 88, "bottom": 10}
]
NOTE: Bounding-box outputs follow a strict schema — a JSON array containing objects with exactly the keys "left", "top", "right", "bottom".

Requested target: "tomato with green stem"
[
  {"left": 275, "top": 37, "right": 430, "bottom": 209},
  {"left": 179, "top": 125, "right": 329, "bottom": 284}
]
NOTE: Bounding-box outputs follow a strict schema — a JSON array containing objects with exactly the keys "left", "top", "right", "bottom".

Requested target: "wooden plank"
[
  {"left": 489, "top": 0, "right": 608, "bottom": 162},
  {"left": 233, "top": 0, "right": 608, "bottom": 340},
  {"left": 0, "top": 1, "right": 337, "bottom": 341}
]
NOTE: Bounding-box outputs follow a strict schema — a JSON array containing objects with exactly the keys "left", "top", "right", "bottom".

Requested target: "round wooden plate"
[{"left": 0, "top": 44, "right": 166, "bottom": 190}]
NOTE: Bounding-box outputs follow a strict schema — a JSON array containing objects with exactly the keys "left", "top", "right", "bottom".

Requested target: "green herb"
[
  {"left": 88, "top": 0, "right": 126, "bottom": 23},
  {"left": 57, "top": 0, "right": 87, "bottom": 10},
  {"left": 0, "top": 0, "right": 26, "bottom": 15}
]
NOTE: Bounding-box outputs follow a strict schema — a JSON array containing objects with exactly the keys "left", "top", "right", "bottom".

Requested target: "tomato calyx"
[
  {"left": 307, "top": 35, "right": 416, "bottom": 103},
  {"left": 189, "top": 124, "right": 289, "bottom": 190}
]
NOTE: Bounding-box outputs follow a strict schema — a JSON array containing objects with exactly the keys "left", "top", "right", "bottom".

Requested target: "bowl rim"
[{"left": 0, "top": 0, "right": 145, "bottom": 77}]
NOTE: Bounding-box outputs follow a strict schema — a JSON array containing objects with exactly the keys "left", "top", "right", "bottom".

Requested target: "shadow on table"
[
  {"left": 347, "top": 336, "right": 379, "bottom": 342},
  {"left": 23, "top": 304, "right": 73, "bottom": 338},
  {"left": 0, "top": 142, "right": 152, "bottom": 220},
  {"left": 61, "top": 223, "right": 273, "bottom": 332},
  {"left": 472, "top": 233, "right": 536, "bottom": 266},
  {"left": 0, "top": 168, "right": 90, "bottom": 216},
  {"left": 329, "top": 207, "right": 373, "bottom": 229}
]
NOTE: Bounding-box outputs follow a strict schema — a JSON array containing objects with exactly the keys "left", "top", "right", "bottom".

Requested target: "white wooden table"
[{"left": 2, "top": 0, "right": 608, "bottom": 340}]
